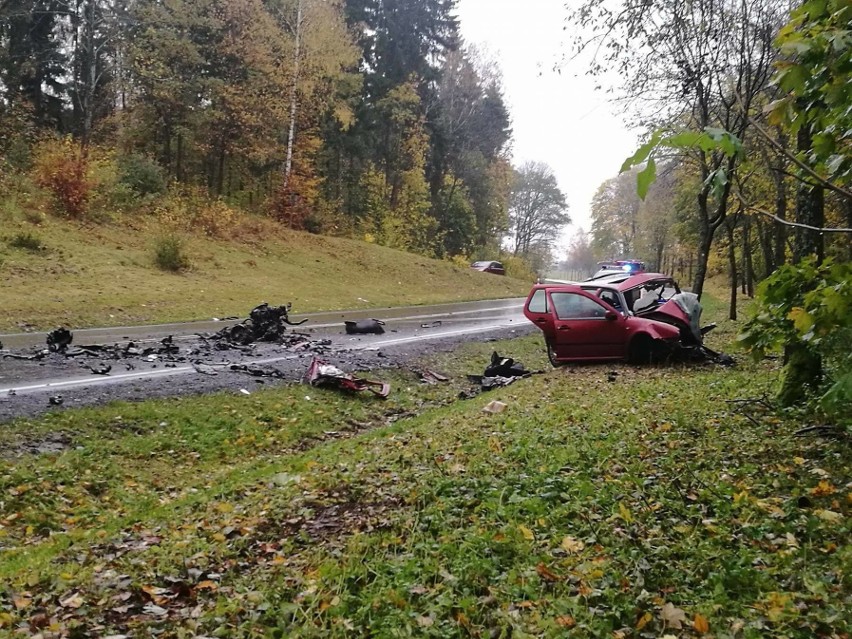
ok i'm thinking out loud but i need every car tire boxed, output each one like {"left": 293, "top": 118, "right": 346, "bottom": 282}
{"left": 628, "top": 334, "right": 654, "bottom": 364}
{"left": 546, "top": 339, "right": 565, "bottom": 367}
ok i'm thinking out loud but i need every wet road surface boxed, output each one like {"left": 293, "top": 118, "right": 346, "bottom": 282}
{"left": 0, "top": 298, "right": 533, "bottom": 420}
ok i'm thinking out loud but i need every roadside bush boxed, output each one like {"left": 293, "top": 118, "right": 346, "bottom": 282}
{"left": 118, "top": 153, "right": 166, "bottom": 196}
{"left": 152, "top": 234, "right": 190, "bottom": 272}
{"left": 499, "top": 255, "right": 537, "bottom": 282}
{"left": 31, "top": 137, "right": 90, "bottom": 218}
{"left": 8, "top": 231, "right": 45, "bottom": 251}
{"left": 154, "top": 186, "right": 240, "bottom": 240}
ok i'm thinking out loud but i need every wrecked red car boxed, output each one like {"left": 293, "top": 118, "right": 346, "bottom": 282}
{"left": 523, "top": 273, "right": 719, "bottom": 366}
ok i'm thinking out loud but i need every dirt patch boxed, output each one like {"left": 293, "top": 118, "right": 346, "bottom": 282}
{"left": 272, "top": 495, "right": 403, "bottom": 543}
{"left": 0, "top": 431, "right": 73, "bottom": 459}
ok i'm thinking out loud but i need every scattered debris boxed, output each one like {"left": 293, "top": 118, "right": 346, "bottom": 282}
{"left": 345, "top": 319, "right": 386, "bottom": 335}
{"left": 464, "top": 352, "right": 541, "bottom": 394}
{"left": 48, "top": 395, "right": 64, "bottom": 406}
{"left": 484, "top": 352, "right": 529, "bottom": 378}
{"left": 46, "top": 327, "right": 73, "bottom": 352}
{"left": 607, "top": 371, "right": 619, "bottom": 383}
{"left": 239, "top": 389, "right": 251, "bottom": 396}
{"left": 87, "top": 364, "right": 112, "bottom": 375}
{"left": 482, "top": 400, "right": 507, "bottom": 414}
{"left": 229, "top": 364, "right": 286, "bottom": 379}
{"left": 214, "top": 302, "right": 307, "bottom": 345}
{"left": 420, "top": 320, "right": 442, "bottom": 329}
{"left": 3, "top": 350, "right": 48, "bottom": 361}
{"left": 304, "top": 358, "right": 390, "bottom": 398}
{"left": 192, "top": 362, "right": 219, "bottom": 376}
{"left": 417, "top": 369, "right": 450, "bottom": 385}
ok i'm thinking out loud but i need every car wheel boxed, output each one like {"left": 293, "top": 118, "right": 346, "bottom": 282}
{"left": 628, "top": 334, "right": 654, "bottom": 364}
{"left": 546, "top": 339, "right": 565, "bottom": 367}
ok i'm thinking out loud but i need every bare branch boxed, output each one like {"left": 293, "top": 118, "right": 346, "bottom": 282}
{"left": 735, "top": 192, "right": 852, "bottom": 233}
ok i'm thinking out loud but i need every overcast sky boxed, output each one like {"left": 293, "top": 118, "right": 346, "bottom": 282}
{"left": 456, "top": 0, "right": 640, "bottom": 254}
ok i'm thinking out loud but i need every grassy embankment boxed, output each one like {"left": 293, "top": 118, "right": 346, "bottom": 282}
{"left": 0, "top": 212, "right": 529, "bottom": 331}
{"left": 0, "top": 294, "right": 848, "bottom": 637}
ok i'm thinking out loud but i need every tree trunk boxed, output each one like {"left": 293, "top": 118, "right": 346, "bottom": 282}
{"left": 744, "top": 217, "right": 754, "bottom": 297}
{"left": 754, "top": 215, "right": 774, "bottom": 279}
{"left": 282, "top": 0, "right": 303, "bottom": 191}
{"left": 692, "top": 225, "right": 713, "bottom": 299}
{"left": 725, "top": 219, "right": 737, "bottom": 321}
{"left": 793, "top": 127, "right": 825, "bottom": 263}
{"left": 176, "top": 133, "right": 183, "bottom": 183}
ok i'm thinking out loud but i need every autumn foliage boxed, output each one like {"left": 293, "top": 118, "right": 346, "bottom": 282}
{"left": 31, "top": 138, "right": 91, "bottom": 218}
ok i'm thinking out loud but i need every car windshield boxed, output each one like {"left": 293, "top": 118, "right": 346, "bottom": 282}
{"left": 625, "top": 279, "right": 679, "bottom": 313}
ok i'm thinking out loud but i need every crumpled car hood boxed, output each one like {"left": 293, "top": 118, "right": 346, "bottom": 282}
{"left": 647, "top": 292, "right": 703, "bottom": 343}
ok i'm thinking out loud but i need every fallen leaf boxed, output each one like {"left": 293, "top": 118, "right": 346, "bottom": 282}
{"left": 636, "top": 611, "right": 652, "bottom": 630}
{"left": 811, "top": 480, "right": 836, "bottom": 496}
{"left": 815, "top": 509, "right": 843, "bottom": 523}
{"left": 618, "top": 502, "right": 633, "bottom": 523}
{"left": 143, "top": 603, "right": 168, "bottom": 616}
{"left": 518, "top": 524, "right": 535, "bottom": 541}
{"left": 12, "top": 594, "right": 31, "bottom": 610}
{"left": 694, "top": 612, "right": 710, "bottom": 634}
{"left": 661, "top": 602, "right": 686, "bottom": 629}
{"left": 60, "top": 592, "right": 85, "bottom": 609}
{"left": 536, "top": 563, "right": 560, "bottom": 582}
{"left": 555, "top": 615, "right": 576, "bottom": 628}
{"left": 417, "top": 615, "right": 434, "bottom": 627}
{"left": 561, "top": 535, "right": 585, "bottom": 553}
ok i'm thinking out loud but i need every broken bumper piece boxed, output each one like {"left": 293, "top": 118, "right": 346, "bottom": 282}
{"left": 303, "top": 358, "right": 390, "bottom": 398}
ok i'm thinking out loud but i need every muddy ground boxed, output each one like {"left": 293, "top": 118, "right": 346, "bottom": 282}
{"left": 0, "top": 324, "right": 534, "bottom": 423}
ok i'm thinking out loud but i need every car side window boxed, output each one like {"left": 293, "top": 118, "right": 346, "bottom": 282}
{"left": 551, "top": 292, "right": 607, "bottom": 319}
{"left": 528, "top": 289, "right": 548, "bottom": 313}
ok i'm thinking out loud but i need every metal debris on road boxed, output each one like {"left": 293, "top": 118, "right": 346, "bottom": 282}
{"left": 213, "top": 302, "right": 307, "bottom": 345}
{"left": 344, "top": 319, "right": 386, "bottom": 335}
{"left": 46, "top": 327, "right": 73, "bottom": 352}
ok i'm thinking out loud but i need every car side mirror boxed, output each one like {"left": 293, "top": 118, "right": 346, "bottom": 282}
{"left": 605, "top": 310, "right": 618, "bottom": 321}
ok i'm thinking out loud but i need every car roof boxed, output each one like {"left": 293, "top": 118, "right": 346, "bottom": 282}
{"left": 532, "top": 273, "right": 675, "bottom": 294}
{"left": 612, "top": 272, "right": 673, "bottom": 291}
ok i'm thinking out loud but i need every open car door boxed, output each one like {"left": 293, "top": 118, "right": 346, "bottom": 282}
{"left": 544, "top": 289, "right": 627, "bottom": 361}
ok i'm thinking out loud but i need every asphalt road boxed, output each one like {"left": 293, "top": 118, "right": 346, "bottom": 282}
{"left": 0, "top": 298, "right": 533, "bottom": 421}
{"left": 0, "top": 298, "right": 525, "bottom": 349}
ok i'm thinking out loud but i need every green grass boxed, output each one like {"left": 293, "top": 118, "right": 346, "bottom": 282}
{"left": 0, "top": 214, "right": 529, "bottom": 331}
{"left": 0, "top": 297, "right": 848, "bottom": 637}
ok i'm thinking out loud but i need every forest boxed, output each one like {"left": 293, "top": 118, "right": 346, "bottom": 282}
{"left": 1, "top": 0, "right": 577, "bottom": 265}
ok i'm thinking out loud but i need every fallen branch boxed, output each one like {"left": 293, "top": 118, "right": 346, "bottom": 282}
{"left": 794, "top": 425, "right": 845, "bottom": 437}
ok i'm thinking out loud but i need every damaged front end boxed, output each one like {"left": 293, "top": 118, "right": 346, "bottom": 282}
{"left": 638, "top": 293, "right": 731, "bottom": 364}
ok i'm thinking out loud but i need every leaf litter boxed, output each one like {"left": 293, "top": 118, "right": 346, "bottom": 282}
{"left": 0, "top": 334, "right": 848, "bottom": 637}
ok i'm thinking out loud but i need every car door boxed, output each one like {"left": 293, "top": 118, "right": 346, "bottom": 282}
{"left": 545, "top": 290, "right": 627, "bottom": 360}
{"left": 524, "top": 287, "right": 555, "bottom": 337}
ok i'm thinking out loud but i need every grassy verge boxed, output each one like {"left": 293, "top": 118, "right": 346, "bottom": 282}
{"left": 0, "top": 307, "right": 849, "bottom": 638}
{"left": 0, "top": 214, "right": 528, "bottom": 331}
